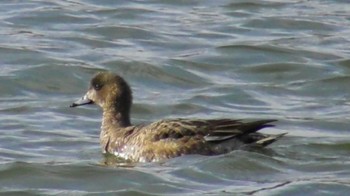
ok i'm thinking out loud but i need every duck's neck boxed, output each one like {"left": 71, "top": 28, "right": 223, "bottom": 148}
{"left": 102, "top": 108, "right": 131, "bottom": 131}
{"left": 99, "top": 108, "right": 130, "bottom": 154}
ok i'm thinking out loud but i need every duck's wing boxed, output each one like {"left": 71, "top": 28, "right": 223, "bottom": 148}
{"left": 202, "top": 119, "right": 276, "bottom": 143}
{"left": 136, "top": 119, "right": 278, "bottom": 144}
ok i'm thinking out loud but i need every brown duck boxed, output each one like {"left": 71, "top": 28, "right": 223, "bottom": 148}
{"left": 70, "top": 72, "right": 286, "bottom": 162}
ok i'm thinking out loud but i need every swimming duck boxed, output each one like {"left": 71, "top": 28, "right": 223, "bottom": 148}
{"left": 70, "top": 72, "right": 285, "bottom": 162}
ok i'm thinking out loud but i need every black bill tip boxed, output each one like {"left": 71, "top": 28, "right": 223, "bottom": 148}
{"left": 70, "top": 103, "right": 79, "bottom": 108}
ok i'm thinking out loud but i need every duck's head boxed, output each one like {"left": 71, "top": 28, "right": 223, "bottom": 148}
{"left": 70, "top": 72, "right": 132, "bottom": 116}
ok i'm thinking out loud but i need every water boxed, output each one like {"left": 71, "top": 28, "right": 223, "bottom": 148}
{"left": 0, "top": 0, "right": 350, "bottom": 195}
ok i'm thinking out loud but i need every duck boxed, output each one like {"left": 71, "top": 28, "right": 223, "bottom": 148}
{"left": 70, "top": 71, "right": 286, "bottom": 162}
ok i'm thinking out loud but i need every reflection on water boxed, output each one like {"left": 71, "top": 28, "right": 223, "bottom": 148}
{"left": 101, "top": 154, "right": 136, "bottom": 168}
{"left": 0, "top": 0, "right": 350, "bottom": 195}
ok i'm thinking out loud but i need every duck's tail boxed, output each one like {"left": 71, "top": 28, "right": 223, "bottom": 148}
{"left": 255, "top": 132, "right": 287, "bottom": 147}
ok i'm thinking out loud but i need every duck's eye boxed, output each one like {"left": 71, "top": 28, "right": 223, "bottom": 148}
{"left": 93, "top": 83, "right": 103, "bottom": 91}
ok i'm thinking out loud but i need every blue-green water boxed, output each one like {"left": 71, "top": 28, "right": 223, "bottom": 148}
{"left": 1, "top": 0, "right": 350, "bottom": 195}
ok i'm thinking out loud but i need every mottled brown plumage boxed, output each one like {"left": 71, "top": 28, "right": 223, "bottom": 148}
{"left": 70, "top": 72, "right": 285, "bottom": 162}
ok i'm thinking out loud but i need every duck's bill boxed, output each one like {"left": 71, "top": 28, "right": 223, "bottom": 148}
{"left": 70, "top": 95, "right": 93, "bottom": 107}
